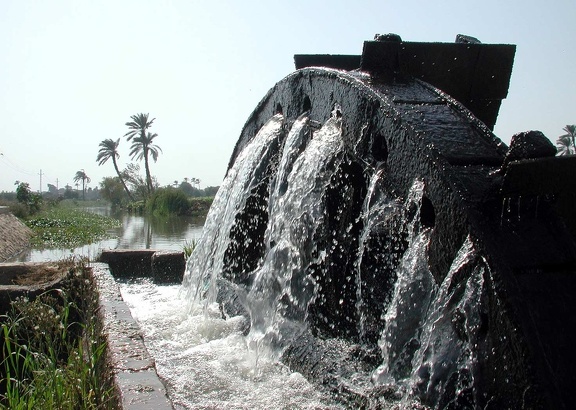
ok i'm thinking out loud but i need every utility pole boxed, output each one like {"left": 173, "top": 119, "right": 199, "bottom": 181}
{"left": 39, "top": 169, "right": 43, "bottom": 194}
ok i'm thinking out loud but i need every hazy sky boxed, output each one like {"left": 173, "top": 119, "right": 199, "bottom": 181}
{"left": 1, "top": 0, "right": 574, "bottom": 193}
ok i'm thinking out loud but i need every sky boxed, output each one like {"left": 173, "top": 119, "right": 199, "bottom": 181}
{"left": 0, "top": 0, "right": 574, "bottom": 193}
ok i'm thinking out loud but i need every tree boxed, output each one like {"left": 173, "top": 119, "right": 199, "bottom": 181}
{"left": 15, "top": 181, "right": 32, "bottom": 204}
{"left": 129, "top": 132, "right": 162, "bottom": 194}
{"left": 556, "top": 125, "right": 576, "bottom": 156}
{"left": 73, "top": 170, "right": 91, "bottom": 200}
{"left": 124, "top": 113, "right": 161, "bottom": 195}
{"left": 179, "top": 180, "right": 196, "bottom": 196}
{"left": 122, "top": 163, "right": 148, "bottom": 200}
{"left": 14, "top": 181, "right": 42, "bottom": 213}
{"left": 99, "top": 177, "right": 126, "bottom": 206}
{"left": 203, "top": 186, "right": 220, "bottom": 197}
{"left": 47, "top": 183, "right": 58, "bottom": 195}
{"left": 97, "top": 138, "right": 135, "bottom": 201}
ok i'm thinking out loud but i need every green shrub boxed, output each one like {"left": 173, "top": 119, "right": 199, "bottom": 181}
{"left": 146, "top": 188, "right": 190, "bottom": 216}
{"left": 8, "top": 202, "right": 29, "bottom": 219}
{"left": 188, "top": 197, "right": 214, "bottom": 217}
{"left": 14, "top": 182, "right": 43, "bottom": 215}
{"left": 125, "top": 200, "right": 146, "bottom": 214}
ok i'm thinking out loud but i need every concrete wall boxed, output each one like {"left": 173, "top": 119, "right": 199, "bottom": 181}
{"left": 91, "top": 263, "right": 174, "bottom": 409}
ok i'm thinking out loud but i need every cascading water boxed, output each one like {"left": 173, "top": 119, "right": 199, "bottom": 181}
{"left": 246, "top": 112, "right": 344, "bottom": 356}
{"left": 180, "top": 114, "right": 285, "bottom": 308}
{"left": 169, "top": 103, "right": 518, "bottom": 408}
{"left": 183, "top": 108, "right": 349, "bottom": 356}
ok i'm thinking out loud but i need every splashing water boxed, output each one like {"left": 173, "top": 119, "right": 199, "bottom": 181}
{"left": 247, "top": 113, "right": 344, "bottom": 356}
{"left": 120, "top": 280, "right": 344, "bottom": 409}
{"left": 125, "top": 108, "right": 513, "bottom": 408}
{"left": 180, "top": 114, "right": 286, "bottom": 309}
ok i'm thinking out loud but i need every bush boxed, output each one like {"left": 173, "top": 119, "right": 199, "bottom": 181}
{"left": 125, "top": 200, "right": 145, "bottom": 214}
{"left": 188, "top": 197, "right": 214, "bottom": 217}
{"left": 7, "top": 202, "right": 29, "bottom": 219}
{"left": 14, "top": 182, "right": 43, "bottom": 216}
{"left": 146, "top": 188, "right": 190, "bottom": 216}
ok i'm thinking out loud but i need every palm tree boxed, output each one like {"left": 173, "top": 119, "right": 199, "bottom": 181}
{"left": 125, "top": 113, "right": 155, "bottom": 142}
{"left": 129, "top": 132, "right": 162, "bottom": 193}
{"left": 97, "top": 138, "right": 135, "bottom": 201}
{"left": 73, "top": 170, "right": 91, "bottom": 200}
{"left": 557, "top": 125, "right": 576, "bottom": 156}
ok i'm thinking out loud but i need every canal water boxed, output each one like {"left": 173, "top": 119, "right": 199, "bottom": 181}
{"left": 10, "top": 207, "right": 205, "bottom": 262}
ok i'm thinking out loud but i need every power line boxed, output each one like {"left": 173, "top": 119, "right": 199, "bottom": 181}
{"left": 0, "top": 151, "right": 63, "bottom": 190}
{"left": 0, "top": 153, "right": 37, "bottom": 176}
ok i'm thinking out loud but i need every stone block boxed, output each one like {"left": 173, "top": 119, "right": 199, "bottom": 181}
{"left": 99, "top": 249, "right": 156, "bottom": 278}
{"left": 151, "top": 250, "right": 185, "bottom": 284}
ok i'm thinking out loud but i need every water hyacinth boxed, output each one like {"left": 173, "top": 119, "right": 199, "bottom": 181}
{"left": 25, "top": 208, "right": 121, "bottom": 249}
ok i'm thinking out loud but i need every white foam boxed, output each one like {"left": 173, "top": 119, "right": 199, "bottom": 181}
{"left": 120, "top": 280, "right": 343, "bottom": 409}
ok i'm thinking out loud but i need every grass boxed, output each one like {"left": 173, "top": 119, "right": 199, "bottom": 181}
{"left": 0, "top": 258, "right": 115, "bottom": 409}
{"left": 183, "top": 239, "right": 197, "bottom": 259}
{"left": 25, "top": 207, "right": 121, "bottom": 249}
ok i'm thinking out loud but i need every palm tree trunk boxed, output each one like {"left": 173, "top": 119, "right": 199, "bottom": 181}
{"left": 112, "top": 158, "right": 135, "bottom": 201}
{"left": 144, "top": 148, "right": 153, "bottom": 194}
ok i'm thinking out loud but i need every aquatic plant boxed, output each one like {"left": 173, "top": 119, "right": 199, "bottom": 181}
{"left": 183, "top": 239, "right": 197, "bottom": 259}
{"left": 25, "top": 207, "right": 121, "bottom": 249}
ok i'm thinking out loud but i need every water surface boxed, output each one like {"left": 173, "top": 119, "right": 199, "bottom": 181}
{"left": 11, "top": 207, "right": 205, "bottom": 262}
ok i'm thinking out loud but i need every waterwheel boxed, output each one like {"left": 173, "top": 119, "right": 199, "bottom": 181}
{"left": 189, "top": 36, "right": 576, "bottom": 409}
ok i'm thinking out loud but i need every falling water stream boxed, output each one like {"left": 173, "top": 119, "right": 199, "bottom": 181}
{"left": 120, "top": 111, "right": 505, "bottom": 409}
{"left": 121, "top": 114, "right": 348, "bottom": 408}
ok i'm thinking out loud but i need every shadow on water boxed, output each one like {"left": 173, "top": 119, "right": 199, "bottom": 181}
{"left": 12, "top": 206, "right": 205, "bottom": 262}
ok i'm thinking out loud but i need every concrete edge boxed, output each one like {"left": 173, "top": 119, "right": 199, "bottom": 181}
{"left": 99, "top": 249, "right": 185, "bottom": 284}
{"left": 90, "top": 262, "right": 174, "bottom": 410}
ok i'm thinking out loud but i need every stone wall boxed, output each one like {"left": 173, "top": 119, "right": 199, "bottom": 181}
{"left": 0, "top": 207, "right": 33, "bottom": 261}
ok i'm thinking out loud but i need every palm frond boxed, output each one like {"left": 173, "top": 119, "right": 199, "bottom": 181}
{"left": 96, "top": 138, "right": 120, "bottom": 165}
{"left": 563, "top": 125, "right": 576, "bottom": 136}
{"left": 124, "top": 113, "right": 155, "bottom": 141}
{"left": 556, "top": 134, "right": 574, "bottom": 156}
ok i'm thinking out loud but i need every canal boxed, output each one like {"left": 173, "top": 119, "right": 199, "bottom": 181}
{"left": 10, "top": 206, "right": 205, "bottom": 262}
